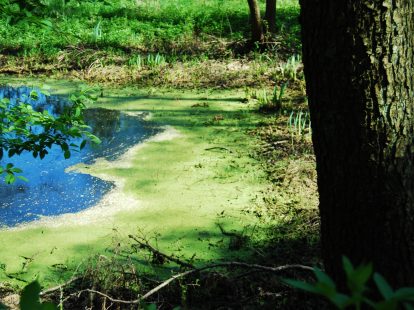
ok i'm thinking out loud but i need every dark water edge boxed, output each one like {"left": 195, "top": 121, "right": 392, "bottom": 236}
{"left": 0, "top": 86, "right": 160, "bottom": 227}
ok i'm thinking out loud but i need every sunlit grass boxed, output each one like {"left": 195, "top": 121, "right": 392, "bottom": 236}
{"left": 0, "top": 0, "right": 300, "bottom": 57}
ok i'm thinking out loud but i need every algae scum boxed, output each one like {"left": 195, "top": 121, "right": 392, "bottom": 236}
{"left": 0, "top": 86, "right": 160, "bottom": 227}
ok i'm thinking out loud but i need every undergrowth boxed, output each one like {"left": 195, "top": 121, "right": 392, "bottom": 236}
{"left": 0, "top": 0, "right": 301, "bottom": 87}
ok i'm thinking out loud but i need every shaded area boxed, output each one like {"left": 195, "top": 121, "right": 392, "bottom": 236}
{"left": 0, "top": 86, "right": 160, "bottom": 227}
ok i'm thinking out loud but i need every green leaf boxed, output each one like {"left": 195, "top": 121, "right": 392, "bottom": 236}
{"left": 352, "top": 263, "right": 373, "bottom": 287}
{"left": 143, "top": 304, "right": 157, "bottom": 310}
{"left": 314, "top": 268, "right": 336, "bottom": 288}
{"left": 5, "top": 174, "right": 16, "bottom": 184}
{"left": 330, "top": 292, "right": 350, "bottom": 309}
{"left": 20, "top": 281, "right": 42, "bottom": 310}
{"left": 20, "top": 281, "right": 57, "bottom": 310}
{"left": 374, "top": 273, "right": 394, "bottom": 299}
{"left": 64, "top": 150, "right": 71, "bottom": 159}
{"left": 39, "top": 150, "right": 48, "bottom": 159}
{"left": 17, "top": 176, "right": 29, "bottom": 182}
{"left": 75, "top": 107, "right": 81, "bottom": 117}
{"left": 40, "top": 19, "right": 53, "bottom": 28}
{"left": 342, "top": 256, "right": 354, "bottom": 277}
{"left": 375, "top": 300, "right": 399, "bottom": 310}
{"left": 90, "top": 135, "right": 101, "bottom": 144}
{"left": 11, "top": 167, "right": 23, "bottom": 173}
{"left": 314, "top": 281, "right": 337, "bottom": 297}
{"left": 80, "top": 140, "right": 87, "bottom": 150}
{"left": 394, "top": 288, "right": 414, "bottom": 300}
{"left": 29, "top": 90, "right": 39, "bottom": 100}
{"left": 0, "top": 302, "right": 8, "bottom": 310}
{"left": 61, "top": 143, "right": 69, "bottom": 152}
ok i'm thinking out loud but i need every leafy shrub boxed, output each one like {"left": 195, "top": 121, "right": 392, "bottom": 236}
{"left": 285, "top": 257, "right": 414, "bottom": 310}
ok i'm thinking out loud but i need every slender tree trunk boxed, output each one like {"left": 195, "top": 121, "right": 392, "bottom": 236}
{"left": 247, "top": 0, "right": 264, "bottom": 43}
{"left": 264, "top": 0, "right": 276, "bottom": 34}
{"left": 300, "top": 0, "right": 414, "bottom": 287}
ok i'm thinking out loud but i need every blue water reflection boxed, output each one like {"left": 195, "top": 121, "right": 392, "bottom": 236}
{"left": 0, "top": 86, "right": 159, "bottom": 227}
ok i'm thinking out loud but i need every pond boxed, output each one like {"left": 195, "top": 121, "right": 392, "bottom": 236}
{"left": 0, "top": 86, "right": 160, "bottom": 227}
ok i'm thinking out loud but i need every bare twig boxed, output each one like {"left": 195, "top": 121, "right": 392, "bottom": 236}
{"left": 40, "top": 276, "right": 82, "bottom": 296}
{"left": 205, "top": 146, "right": 233, "bottom": 152}
{"left": 77, "top": 289, "right": 140, "bottom": 305}
{"left": 217, "top": 223, "right": 242, "bottom": 237}
{"left": 140, "top": 269, "right": 195, "bottom": 301}
{"left": 128, "top": 235, "right": 195, "bottom": 269}
{"left": 40, "top": 262, "right": 84, "bottom": 297}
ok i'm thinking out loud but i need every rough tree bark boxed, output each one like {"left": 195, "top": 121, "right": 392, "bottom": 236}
{"left": 264, "top": 0, "right": 276, "bottom": 34}
{"left": 247, "top": 0, "right": 264, "bottom": 43}
{"left": 300, "top": 0, "right": 414, "bottom": 286}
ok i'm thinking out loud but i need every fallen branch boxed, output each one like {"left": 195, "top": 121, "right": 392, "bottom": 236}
{"left": 60, "top": 262, "right": 312, "bottom": 305}
{"left": 140, "top": 262, "right": 312, "bottom": 301}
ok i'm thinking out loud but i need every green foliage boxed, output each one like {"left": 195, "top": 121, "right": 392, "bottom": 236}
{"left": 20, "top": 281, "right": 57, "bottom": 310}
{"left": 284, "top": 257, "right": 414, "bottom": 309}
{"left": 256, "top": 83, "right": 288, "bottom": 112}
{"left": 279, "top": 54, "right": 303, "bottom": 81}
{"left": 146, "top": 53, "right": 166, "bottom": 67}
{"left": 0, "top": 86, "right": 100, "bottom": 183}
{"left": 128, "top": 53, "right": 166, "bottom": 68}
{"left": 287, "top": 110, "right": 311, "bottom": 136}
{"left": 0, "top": 0, "right": 52, "bottom": 26}
{"left": 0, "top": 0, "right": 300, "bottom": 58}
{"left": 271, "top": 83, "right": 287, "bottom": 108}
{"left": 91, "top": 20, "right": 103, "bottom": 43}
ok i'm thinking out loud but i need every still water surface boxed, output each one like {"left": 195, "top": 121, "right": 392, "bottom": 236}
{"left": 0, "top": 86, "right": 159, "bottom": 227}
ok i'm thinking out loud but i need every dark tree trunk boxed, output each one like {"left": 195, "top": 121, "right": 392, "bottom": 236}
{"left": 264, "top": 0, "right": 276, "bottom": 33}
{"left": 247, "top": 0, "right": 264, "bottom": 43}
{"left": 300, "top": 0, "right": 414, "bottom": 287}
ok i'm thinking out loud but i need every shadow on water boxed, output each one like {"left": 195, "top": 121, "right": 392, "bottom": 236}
{"left": 0, "top": 86, "right": 161, "bottom": 227}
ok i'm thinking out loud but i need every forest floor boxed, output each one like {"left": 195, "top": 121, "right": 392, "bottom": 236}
{"left": 0, "top": 0, "right": 325, "bottom": 308}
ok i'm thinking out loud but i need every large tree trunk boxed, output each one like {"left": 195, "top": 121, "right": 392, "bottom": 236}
{"left": 247, "top": 0, "right": 264, "bottom": 43}
{"left": 264, "top": 0, "right": 276, "bottom": 34}
{"left": 300, "top": 0, "right": 414, "bottom": 287}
